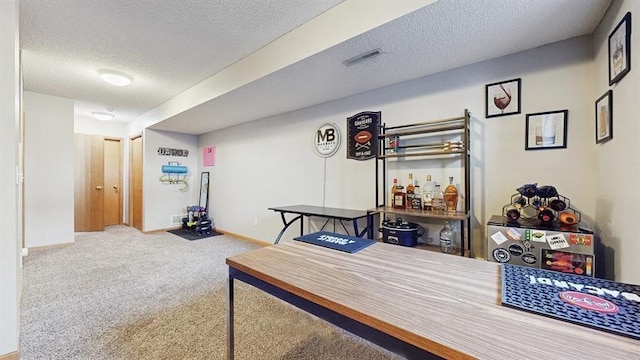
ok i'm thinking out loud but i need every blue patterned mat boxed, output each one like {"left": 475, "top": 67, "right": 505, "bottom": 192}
{"left": 294, "top": 231, "right": 376, "bottom": 253}
{"left": 501, "top": 264, "right": 640, "bottom": 340}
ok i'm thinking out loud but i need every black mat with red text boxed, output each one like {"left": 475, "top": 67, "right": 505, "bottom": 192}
{"left": 501, "top": 264, "right": 640, "bottom": 340}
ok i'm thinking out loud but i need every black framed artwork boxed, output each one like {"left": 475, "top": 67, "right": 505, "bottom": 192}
{"left": 609, "top": 12, "right": 632, "bottom": 85}
{"left": 525, "top": 110, "right": 568, "bottom": 150}
{"left": 485, "top": 78, "right": 521, "bottom": 118}
{"left": 595, "top": 90, "right": 613, "bottom": 144}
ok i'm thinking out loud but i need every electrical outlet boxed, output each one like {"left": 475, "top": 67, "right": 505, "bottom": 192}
{"left": 253, "top": 218, "right": 258, "bottom": 226}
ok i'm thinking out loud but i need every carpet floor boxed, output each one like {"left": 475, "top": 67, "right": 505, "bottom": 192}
{"left": 19, "top": 225, "right": 402, "bottom": 360}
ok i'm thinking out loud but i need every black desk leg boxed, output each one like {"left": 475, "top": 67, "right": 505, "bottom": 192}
{"left": 274, "top": 213, "right": 303, "bottom": 244}
{"left": 362, "top": 213, "right": 374, "bottom": 239}
{"left": 227, "top": 272, "right": 235, "bottom": 360}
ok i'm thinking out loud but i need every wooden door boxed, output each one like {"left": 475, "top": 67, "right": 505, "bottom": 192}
{"left": 130, "top": 135, "right": 143, "bottom": 231}
{"left": 103, "top": 138, "right": 122, "bottom": 226}
{"left": 74, "top": 134, "right": 105, "bottom": 232}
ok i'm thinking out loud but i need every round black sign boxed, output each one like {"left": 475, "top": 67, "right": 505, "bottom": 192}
{"left": 493, "top": 248, "right": 511, "bottom": 263}
{"left": 521, "top": 252, "right": 537, "bottom": 265}
{"left": 508, "top": 243, "right": 524, "bottom": 257}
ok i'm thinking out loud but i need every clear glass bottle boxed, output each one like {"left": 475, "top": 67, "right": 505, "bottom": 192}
{"left": 439, "top": 221, "right": 456, "bottom": 254}
{"left": 422, "top": 174, "right": 433, "bottom": 211}
{"left": 431, "top": 183, "right": 444, "bottom": 212}
{"left": 444, "top": 176, "right": 459, "bottom": 213}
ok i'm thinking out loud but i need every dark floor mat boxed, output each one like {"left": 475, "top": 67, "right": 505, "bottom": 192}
{"left": 167, "top": 228, "right": 223, "bottom": 241}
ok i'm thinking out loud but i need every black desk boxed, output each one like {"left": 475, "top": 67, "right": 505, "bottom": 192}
{"left": 268, "top": 205, "right": 372, "bottom": 244}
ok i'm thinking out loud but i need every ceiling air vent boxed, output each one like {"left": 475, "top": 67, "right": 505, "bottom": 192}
{"left": 343, "top": 49, "right": 382, "bottom": 66}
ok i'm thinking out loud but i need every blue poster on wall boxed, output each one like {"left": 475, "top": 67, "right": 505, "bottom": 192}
{"left": 502, "top": 264, "right": 640, "bottom": 340}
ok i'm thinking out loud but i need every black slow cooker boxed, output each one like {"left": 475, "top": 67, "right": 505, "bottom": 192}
{"left": 379, "top": 217, "right": 424, "bottom": 247}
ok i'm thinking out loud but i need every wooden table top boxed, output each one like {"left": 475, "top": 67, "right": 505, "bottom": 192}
{"left": 226, "top": 241, "right": 640, "bottom": 359}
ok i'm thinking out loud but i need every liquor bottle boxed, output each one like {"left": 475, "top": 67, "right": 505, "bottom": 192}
{"left": 390, "top": 178, "right": 398, "bottom": 207}
{"left": 393, "top": 181, "right": 406, "bottom": 209}
{"left": 431, "top": 183, "right": 443, "bottom": 212}
{"left": 412, "top": 180, "right": 422, "bottom": 210}
{"left": 439, "top": 221, "right": 456, "bottom": 254}
{"left": 444, "top": 176, "right": 459, "bottom": 213}
{"left": 422, "top": 174, "right": 433, "bottom": 211}
{"left": 406, "top": 174, "right": 415, "bottom": 195}
{"left": 406, "top": 174, "right": 415, "bottom": 208}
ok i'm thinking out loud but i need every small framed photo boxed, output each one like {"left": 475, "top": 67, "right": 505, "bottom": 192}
{"left": 525, "top": 110, "right": 568, "bottom": 150}
{"left": 609, "top": 12, "right": 631, "bottom": 85}
{"left": 595, "top": 90, "right": 613, "bottom": 144}
{"left": 485, "top": 78, "right": 521, "bottom": 118}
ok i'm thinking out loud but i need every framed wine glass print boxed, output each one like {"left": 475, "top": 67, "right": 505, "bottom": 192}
{"left": 595, "top": 90, "right": 613, "bottom": 144}
{"left": 525, "top": 110, "right": 568, "bottom": 150}
{"left": 609, "top": 12, "right": 631, "bottom": 85}
{"left": 485, "top": 78, "right": 521, "bottom": 118}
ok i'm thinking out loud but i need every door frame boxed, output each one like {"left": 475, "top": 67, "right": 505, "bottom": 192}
{"left": 129, "top": 133, "right": 143, "bottom": 231}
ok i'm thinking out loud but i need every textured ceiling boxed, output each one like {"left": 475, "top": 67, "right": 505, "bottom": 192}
{"left": 20, "top": 0, "right": 344, "bottom": 121}
{"left": 19, "top": 0, "right": 611, "bottom": 134}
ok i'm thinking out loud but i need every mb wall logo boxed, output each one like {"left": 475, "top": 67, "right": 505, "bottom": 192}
{"left": 313, "top": 123, "right": 341, "bottom": 157}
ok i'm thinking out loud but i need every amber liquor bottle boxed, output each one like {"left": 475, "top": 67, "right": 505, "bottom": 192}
{"left": 393, "top": 180, "right": 406, "bottom": 210}
{"left": 390, "top": 178, "right": 398, "bottom": 207}
{"left": 444, "top": 176, "right": 459, "bottom": 213}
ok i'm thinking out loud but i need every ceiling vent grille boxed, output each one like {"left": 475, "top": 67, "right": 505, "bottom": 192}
{"left": 343, "top": 49, "right": 382, "bottom": 66}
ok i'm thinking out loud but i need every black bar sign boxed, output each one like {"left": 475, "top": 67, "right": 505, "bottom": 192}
{"left": 346, "top": 111, "right": 380, "bottom": 161}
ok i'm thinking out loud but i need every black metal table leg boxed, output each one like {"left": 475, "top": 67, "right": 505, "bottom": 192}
{"left": 227, "top": 272, "right": 235, "bottom": 360}
{"left": 274, "top": 213, "right": 303, "bottom": 244}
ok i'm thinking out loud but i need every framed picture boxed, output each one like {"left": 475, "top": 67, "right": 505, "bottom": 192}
{"left": 485, "top": 78, "right": 521, "bottom": 118}
{"left": 525, "top": 110, "right": 568, "bottom": 150}
{"left": 595, "top": 90, "right": 613, "bottom": 144}
{"left": 609, "top": 12, "right": 631, "bottom": 85}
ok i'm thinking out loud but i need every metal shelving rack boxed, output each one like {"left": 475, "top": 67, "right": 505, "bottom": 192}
{"left": 369, "top": 109, "right": 472, "bottom": 256}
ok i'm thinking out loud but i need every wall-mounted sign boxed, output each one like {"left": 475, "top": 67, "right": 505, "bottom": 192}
{"left": 157, "top": 147, "right": 189, "bottom": 157}
{"left": 203, "top": 145, "right": 215, "bottom": 166}
{"left": 313, "top": 123, "right": 340, "bottom": 157}
{"left": 347, "top": 111, "right": 380, "bottom": 160}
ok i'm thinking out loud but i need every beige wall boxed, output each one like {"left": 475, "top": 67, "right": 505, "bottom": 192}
{"left": 23, "top": 92, "right": 75, "bottom": 247}
{"left": 0, "top": 0, "right": 20, "bottom": 356}
{"left": 592, "top": 0, "right": 640, "bottom": 283}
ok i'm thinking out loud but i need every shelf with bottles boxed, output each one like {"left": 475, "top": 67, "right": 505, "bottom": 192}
{"left": 368, "top": 206, "right": 468, "bottom": 220}
{"left": 372, "top": 213, "right": 467, "bottom": 257}
{"left": 373, "top": 110, "right": 472, "bottom": 256}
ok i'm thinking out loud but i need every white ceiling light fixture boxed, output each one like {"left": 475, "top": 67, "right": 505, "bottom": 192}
{"left": 92, "top": 111, "right": 115, "bottom": 121}
{"left": 97, "top": 69, "right": 133, "bottom": 87}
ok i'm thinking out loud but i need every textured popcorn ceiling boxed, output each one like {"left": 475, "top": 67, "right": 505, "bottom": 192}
{"left": 19, "top": 0, "right": 611, "bottom": 133}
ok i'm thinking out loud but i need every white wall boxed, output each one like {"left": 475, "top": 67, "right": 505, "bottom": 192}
{"left": 75, "top": 116, "right": 128, "bottom": 138}
{"left": 24, "top": 92, "right": 75, "bottom": 247}
{"left": 0, "top": 0, "right": 20, "bottom": 356}
{"left": 199, "top": 35, "right": 597, "bottom": 260}
{"left": 592, "top": 0, "right": 640, "bottom": 283}
{"left": 143, "top": 129, "right": 198, "bottom": 231}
